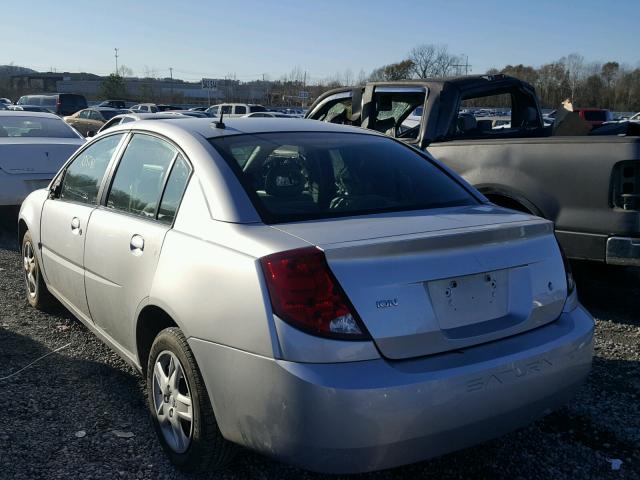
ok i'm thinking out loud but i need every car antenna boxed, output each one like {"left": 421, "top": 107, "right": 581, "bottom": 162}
{"left": 215, "top": 110, "right": 225, "bottom": 129}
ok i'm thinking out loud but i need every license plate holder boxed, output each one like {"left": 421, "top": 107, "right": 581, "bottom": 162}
{"left": 427, "top": 270, "right": 509, "bottom": 330}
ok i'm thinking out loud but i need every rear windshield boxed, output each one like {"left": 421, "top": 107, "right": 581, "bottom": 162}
{"left": 0, "top": 116, "right": 80, "bottom": 138}
{"left": 18, "top": 95, "right": 56, "bottom": 106}
{"left": 583, "top": 110, "right": 607, "bottom": 121}
{"left": 210, "top": 132, "right": 476, "bottom": 223}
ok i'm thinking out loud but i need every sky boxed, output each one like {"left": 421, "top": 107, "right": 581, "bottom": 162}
{"left": 1, "top": 0, "right": 638, "bottom": 83}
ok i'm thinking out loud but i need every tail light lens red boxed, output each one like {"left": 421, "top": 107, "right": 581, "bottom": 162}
{"left": 260, "top": 247, "right": 369, "bottom": 340}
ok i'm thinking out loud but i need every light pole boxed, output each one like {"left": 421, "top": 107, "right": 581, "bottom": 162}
{"left": 114, "top": 48, "right": 119, "bottom": 75}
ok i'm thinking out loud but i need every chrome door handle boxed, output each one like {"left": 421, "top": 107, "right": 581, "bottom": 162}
{"left": 70, "top": 217, "right": 82, "bottom": 235}
{"left": 130, "top": 234, "right": 145, "bottom": 253}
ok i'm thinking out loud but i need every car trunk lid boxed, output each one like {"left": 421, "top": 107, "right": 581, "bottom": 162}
{"left": 271, "top": 205, "right": 567, "bottom": 359}
{"left": 0, "top": 138, "right": 82, "bottom": 175}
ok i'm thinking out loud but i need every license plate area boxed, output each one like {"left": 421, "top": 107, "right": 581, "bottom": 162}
{"left": 427, "top": 270, "right": 509, "bottom": 330}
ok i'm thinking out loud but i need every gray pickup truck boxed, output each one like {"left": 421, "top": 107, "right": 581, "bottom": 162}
{"left": 306, "top": 75, "right": 640, "bottom": 266}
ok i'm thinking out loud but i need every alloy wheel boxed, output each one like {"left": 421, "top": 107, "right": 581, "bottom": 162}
{"left": 152, "top": 350, "right": 193, "bottom": 453}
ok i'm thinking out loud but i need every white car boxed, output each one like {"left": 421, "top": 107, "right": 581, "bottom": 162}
{"left": 205, "top": 103, "right": 267, "bottom": 118}
{"left": 130, "top": 103, "right": 159, "bottom": 113}
{"left": 0, "top": 111, "right": 84, "bottom": 207}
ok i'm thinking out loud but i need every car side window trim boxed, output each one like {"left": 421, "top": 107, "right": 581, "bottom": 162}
{"left": 155, "top": 154, "right": 193, "bottom": 227}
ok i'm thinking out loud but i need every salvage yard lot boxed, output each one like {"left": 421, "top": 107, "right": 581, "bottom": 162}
{"left": 0, "top": 228, "right": 639, "bottom": 480}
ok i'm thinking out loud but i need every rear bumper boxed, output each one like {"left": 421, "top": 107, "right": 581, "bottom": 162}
{"left": 189, "top": 304, "right": 594, "bottom": 474}
{"left": 606, "top": 236, "right": 640, "bottom": 266}
{"left": 0, "top": 171, "right": 51, "bottom": 206}
{"left": 557, "top": 230, "right": 640, "bottom": 265}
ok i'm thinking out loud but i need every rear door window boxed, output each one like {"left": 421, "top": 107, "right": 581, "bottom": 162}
{"left": 157, "top": 155, "right": 191, "bottom": 224}
{"left": 60, "top": 134, "right": 124, "bottom": 205}
{"left": 234, "top": 106, "right": 247, "bottom": 115}
{"left": 106, "top": 134, "right": 177, "bottom": 218}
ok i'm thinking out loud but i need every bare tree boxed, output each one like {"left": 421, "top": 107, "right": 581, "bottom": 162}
{"left": 408, "top": 44, "right": 437, "bottom": 78}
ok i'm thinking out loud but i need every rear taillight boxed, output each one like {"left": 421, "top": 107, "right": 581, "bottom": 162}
{"left": 260, "top": 247, "right": 369, "bottom": 340}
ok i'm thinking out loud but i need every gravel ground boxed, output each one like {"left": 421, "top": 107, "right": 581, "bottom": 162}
{"left": 0, "top": 222, "right": 638, "bottom": 480}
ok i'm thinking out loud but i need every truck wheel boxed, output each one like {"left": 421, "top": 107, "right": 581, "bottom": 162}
{"left": 22, "top": 230, "right": 55, "bottom": 310}
{"left": 147, "top": 327, "right": 237, "bottom": 473}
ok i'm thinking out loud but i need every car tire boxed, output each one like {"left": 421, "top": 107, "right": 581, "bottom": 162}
{"left": 21, "top": 230, "right": 55, "bottom": 310}
{"left": 147, "top": 327, "right": 237, "bottom": 473}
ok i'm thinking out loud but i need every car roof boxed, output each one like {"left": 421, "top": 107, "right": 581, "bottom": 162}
{"left": 0, "top": 110, "right": 63, "bottom": 119}
{"left": 106, "top": 117, "right": 380, "bottom": 140}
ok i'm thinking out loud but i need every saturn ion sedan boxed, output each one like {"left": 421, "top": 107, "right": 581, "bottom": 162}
{"left": 18, "top": 118, "right": 594, "bottom": 474}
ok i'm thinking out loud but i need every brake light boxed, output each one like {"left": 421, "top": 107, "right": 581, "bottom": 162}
{"left": 260, "top": 247, "right": 369, "bottom": 340}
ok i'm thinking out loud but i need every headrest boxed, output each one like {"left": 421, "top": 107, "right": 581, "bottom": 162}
{"left": 458, "top": 114, "right": 477, "bottom": 132}
{"left": 265, "top": 163, "right": 306, "bottom": 197}
{"left": 523, "top": 107, "right": 538, "bottom": 123}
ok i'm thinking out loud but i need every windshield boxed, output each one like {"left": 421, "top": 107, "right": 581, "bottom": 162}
{"left": 210, "top": 132, "right": 476, "bottom": 223}
{"left": 0, "top": 116, "right": 80, "bottom": 138}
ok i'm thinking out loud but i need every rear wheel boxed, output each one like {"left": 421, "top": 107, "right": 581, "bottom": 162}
{"left": 147, "top": 327, "right": 237, "bottom": 473}
{"left": 22, "top": 230, "right": 55, "bottom": 310}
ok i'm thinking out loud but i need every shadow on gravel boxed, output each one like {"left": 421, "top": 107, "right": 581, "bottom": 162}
{"left": 572, "top": 260, "right": 640, "bottom": 327}
{"left": 0, "top": 206, "right": 19, "bottom": 251}
{"left": 0, "top": 326, "right": 150, "bottom": 480}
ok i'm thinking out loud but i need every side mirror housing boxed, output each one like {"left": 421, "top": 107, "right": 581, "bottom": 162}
{"left": 86, "top": 130, "right": 96, "bottom": 138}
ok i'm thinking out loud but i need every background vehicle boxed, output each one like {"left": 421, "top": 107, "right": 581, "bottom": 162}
{"left": 572, "top": 108, "right": 613, "bottom": 128}
{"left": 0, "top": 98, "right": 12, "bottom": 106}
{"left": 16, "top": 93, "right": 87, "bottom": 116}
{"left": 96, "top": 112, "right": 194, "bottom": 133}
{"left": 205, "top": 103, "right": 267, "bottom": 117}
{"left": 0, "top": 111, "right": 84, "bottom": 208}
{"left": 156, "top": 104, "right": 183, "bottom": 111}
{"left": 629, "top": 112, "right": 640, "bottom": 122}
{"left": 18, "top": 117, "right": 593, "bottom": 475}
{"left": 97, "top": 100, "right": 127, "bottom": 109}
{"left": 307, "top": 75, "right": 640, "bottom": 266}
{"left": 63, "top": 107, "right": 128, "bottom": 137}
{"left": 130, "top": 103, "right": 159, "bottom": 113}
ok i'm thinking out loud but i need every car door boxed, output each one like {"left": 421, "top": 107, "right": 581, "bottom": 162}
{"left": 40, "top": 133, "right": 127, "bottom": 321}
{"left": 84, "top": 133, "right": 192, "bottom": 353}
{"left": 71, "top": 110, "right": 92, "bottom": 136}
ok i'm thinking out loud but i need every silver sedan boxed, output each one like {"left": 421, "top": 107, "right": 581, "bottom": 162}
{"left": 18, "top": 118, "right": 594, "bottom": 474}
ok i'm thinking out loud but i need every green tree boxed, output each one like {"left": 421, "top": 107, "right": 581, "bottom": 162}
{"left": 99, "top": 74, "right": 127, "bottom": 99}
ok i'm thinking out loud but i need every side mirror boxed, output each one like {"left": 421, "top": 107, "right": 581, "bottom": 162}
{"left": 86, "top": 130, "right": 96, "bottom": 138}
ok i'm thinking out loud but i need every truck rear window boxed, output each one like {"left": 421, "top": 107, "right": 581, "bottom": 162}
{"left": 583, "top": 110, "right": 607, "bottom": 121}
{"left": 210, "top": 132, "right": 476, "bottom": 223}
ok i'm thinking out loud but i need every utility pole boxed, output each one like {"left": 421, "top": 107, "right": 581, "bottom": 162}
{"left": 169, "top": 67, "right": 173, "bottom": 96}
{"left": 114, "top": 48, "right": 119, "bottom": 75}
{"left": 302, "top": 70, "right": 307, "bottom": 108}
